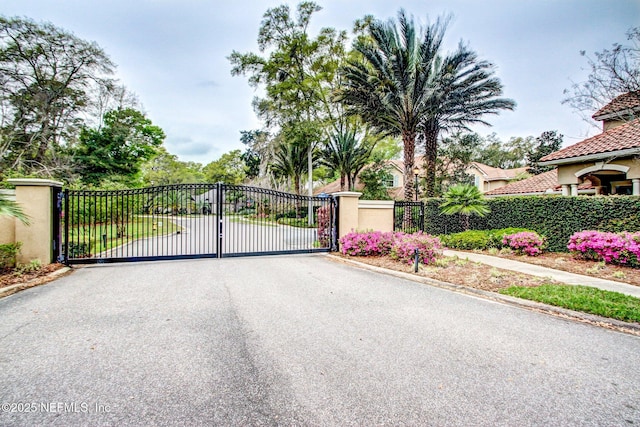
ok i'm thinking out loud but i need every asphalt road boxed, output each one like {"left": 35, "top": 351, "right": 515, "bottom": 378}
{"left": 1, "top": 255, "right": 639, "bottom": 426}
{"left": 100, "top": 215, "right": 319, "bottom": 259}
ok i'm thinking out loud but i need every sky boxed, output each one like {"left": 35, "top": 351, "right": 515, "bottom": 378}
{"left": 2, "top": 0, "right": 639, "bottom": 165}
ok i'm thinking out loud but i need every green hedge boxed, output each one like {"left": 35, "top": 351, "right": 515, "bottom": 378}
{"left": 424, "top": 195, "right": 640, "bottom": 252}
{"left": 440, "top": 228, "right": 532, "bottom": 250}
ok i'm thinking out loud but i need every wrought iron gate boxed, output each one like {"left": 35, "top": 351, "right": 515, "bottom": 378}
{"left": 59, "top": 183, "right": 337, "bottom": 264}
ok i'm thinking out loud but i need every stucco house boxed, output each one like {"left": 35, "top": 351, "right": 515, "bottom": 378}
{"left": 537, "top": 91, "right": 640, "bottom": 196}
{"left": 315, "top": 156, "right": 525, "bottom": 199}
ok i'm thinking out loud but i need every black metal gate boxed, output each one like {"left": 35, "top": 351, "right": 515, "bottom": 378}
{"left": 59, "top": 183, "right": 337, "bottom": 264}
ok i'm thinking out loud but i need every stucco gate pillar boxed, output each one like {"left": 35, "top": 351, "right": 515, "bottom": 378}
{"left": 8, "top": 178, "right": 63, "bottom": 265}
{"left": 333, "top": 192, "right": 362, "bottom": 240}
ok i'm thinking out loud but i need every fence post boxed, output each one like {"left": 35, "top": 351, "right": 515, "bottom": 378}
{"left": 332, "top": 192, "right": 361, "bottom": 240}
{"left": 7, "top": 178, "right": 63, "bottom": 265}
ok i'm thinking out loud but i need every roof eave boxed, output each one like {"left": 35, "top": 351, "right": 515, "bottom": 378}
{"left": 538, "top": 147, "right": 640, "bottom": 166}
{"left": 592, "top": 107, "right": 640, "bottom": 122}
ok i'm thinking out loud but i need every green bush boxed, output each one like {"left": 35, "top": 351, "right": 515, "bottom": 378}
{"left": 440, "top": 228, "right": 533, "bottom": 250}
{"left": 0, "top": 242, "right": 22, "bottom": 270}
{"left": 424, "top": 196, "right": 640, "bottom": 252}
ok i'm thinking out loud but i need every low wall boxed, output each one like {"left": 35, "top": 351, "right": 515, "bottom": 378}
{"left": 358, "top": 200, "right": 394, "bottom": 232}
{"left": 333, "top": 192, "right": 394, "bottom": 240}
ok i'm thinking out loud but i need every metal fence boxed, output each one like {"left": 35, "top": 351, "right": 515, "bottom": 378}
{"left": 393, "top": 201, "right": 424, "bottom": 233}
{"left": 60, "top": 183, "right": 336, "bottom": 264}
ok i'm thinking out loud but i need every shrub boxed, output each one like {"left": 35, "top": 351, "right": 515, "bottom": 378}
{"left": 502, "top": 231, "right": 546, "bottom": 256}
{"left": 390, "top": 232, "right": 443, "bottom": 265}
{"left": 440, "top": 228, "right": 533, "bottom": 250}
{"left": 0, "top": 242, "right": 22, "bottom": 270}
{"left": 440, "top": 230, "right": 493, "bottom": 250}
{"left": 339, "top": 230, "right": 442, "bottom": 265}
{"left": 568, "top": 230, "right": 640, "bottom": 268}
{"left": 316, "top": 205, "right": 331, "bottom": 247}
{"left": 339, "top": 231, "right": 400, "bottom": 257}
{"left": 423, "top": 195, "right": 640, "bottom": 252}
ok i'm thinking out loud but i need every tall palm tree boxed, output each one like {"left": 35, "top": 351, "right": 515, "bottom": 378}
{"left": 270, "top": 140, "right": 316, "bottom": 195}
{"left": 339, "top": 10, "right": 515, "bottom": 199}
{"left": 419, "top": 41, "right": 516, "bottom": 196}
{"left": 319, "top": 125, "right": 373, "bottom": 191}
{"left": 439, "top": 184, "right": 490, "bottom": 230}
{"left": 337, "top": 11, "right": 443, "bottom": 200}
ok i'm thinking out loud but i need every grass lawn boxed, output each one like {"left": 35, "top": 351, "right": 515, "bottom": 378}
{"left": 500, "top": 284, "right": 640, "bottom": 323}
{"left": 69, "top": 216, "right": 181, "bottom": 255}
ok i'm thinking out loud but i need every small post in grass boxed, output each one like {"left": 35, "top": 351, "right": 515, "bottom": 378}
{"left": 414, "top": 248, "right": 419, "bottom": 273}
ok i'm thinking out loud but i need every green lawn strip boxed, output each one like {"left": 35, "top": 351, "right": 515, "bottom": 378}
{"left": 70, "top": 216, "right": 181, "bottom": 253}
{"left": 499, "top": 284, "right": 640, "bottom": 323}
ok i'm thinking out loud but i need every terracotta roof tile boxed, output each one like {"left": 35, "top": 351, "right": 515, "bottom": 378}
{"left": 592, "top": 91, "right": 640, "bottom": 120}
{"left": 484, "top": 170, "right": 559, "bottom": 196}
{"left": 539, "top": 119, "right": 640, "bottom": 163}
{"left": 471, "top": 162, "right": 527, "bottom": 180}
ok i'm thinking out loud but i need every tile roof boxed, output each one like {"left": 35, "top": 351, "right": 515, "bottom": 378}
{"left": 471, "top": 162, "right": 527, "bottom": 180}
{"left": 539, "top": 118, "right": 640, "bottom": 163}
{"left": 485, "top": 169, "right": 595, "bottom": 196}
{"left": 592, "top": 91, "right": 640, "bottom": 120}
{"left": 484, "top": 170, "right": 558, "bottom": 196}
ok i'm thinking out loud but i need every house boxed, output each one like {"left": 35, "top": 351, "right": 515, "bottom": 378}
{"left": 537, "top": 91, "right": 640, "bottom": 196}
{"left": 314, "top": 156, "right": 525, "bottom": 199}
{"left": 484, "top": 169, "right": 597, "bottom": 197}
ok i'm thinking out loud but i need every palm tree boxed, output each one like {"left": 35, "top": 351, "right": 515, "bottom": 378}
{"left": 439, "top": 184, "right": 490, "bottom": 230}
{"left": 319, "top": 125, "right": 374, "bottom": 191}
{"left": 337, "top": 10, "right": 441, "bottom": 200}
{"left": 339, "top": 11, "right": 516, "bottom": 199}
{"left": 419, "top": 41, "right": 516, "bottom": 196}
{"left": 0, "top": 192, "right": 30, "bottom": 224}
{"left": 270, "top": 140, "right": 315, "bottom": 195}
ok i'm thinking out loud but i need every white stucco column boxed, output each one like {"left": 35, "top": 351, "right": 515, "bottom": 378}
{"left": 570, "top": 184, "right": 578, "bottom": 196}
{"left": 561, "top": 185, "right": 570, "bottom": 196}
{"left": 633, "top": 179, "right": 640, "bottom": 196}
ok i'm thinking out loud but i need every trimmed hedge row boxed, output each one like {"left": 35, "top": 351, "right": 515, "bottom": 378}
{"left": 423, "top": 195, "right": 640, "bottom": 252}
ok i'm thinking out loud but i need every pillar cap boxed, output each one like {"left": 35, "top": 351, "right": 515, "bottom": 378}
{"left": 332, "top": 191, "right": 362, "bottom": 198}
{"left": 7, "top": 178, "right": 63, "bottom": 188}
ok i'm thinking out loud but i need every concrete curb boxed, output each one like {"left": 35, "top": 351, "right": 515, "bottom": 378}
{"left": 0, "top": 266, "right": 72, "bottom": 299}
{"left": 326, "top": 254, "right": 640, "bottom": 337}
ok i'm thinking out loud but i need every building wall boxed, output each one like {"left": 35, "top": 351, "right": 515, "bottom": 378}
{"left": 557, "top": 158, "right": 640, "bottom": 185}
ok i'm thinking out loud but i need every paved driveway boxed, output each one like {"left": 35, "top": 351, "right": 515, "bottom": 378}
{"left": 1, "top": 255, "right": 639, "bottom": 426}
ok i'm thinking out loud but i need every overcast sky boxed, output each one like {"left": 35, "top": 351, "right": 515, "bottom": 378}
{"left": 3, "top": 0, "right": 639, "bottom": 164}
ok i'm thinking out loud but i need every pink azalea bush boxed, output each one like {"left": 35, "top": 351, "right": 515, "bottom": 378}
{"left": 390, "top": 231, "right": 443, "bottom": 265}
{"left": 567, "top": 230, "right": 640, "bottom": 268}
{"left": 502, "top": 231, "right": 546, "bottom": 256}
{"left": 339, "top": 231, "right": 401, "bottom": 256}
{"left": 339, "top": 230, "right": 442, "bottom": 265}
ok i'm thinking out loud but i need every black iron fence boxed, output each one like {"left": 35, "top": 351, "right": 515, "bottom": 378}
{"left": 393, "top": 201, "right": 424, "bottom": 233}
{"left": 60, "top": 183, "right": 336, "bottom": 264}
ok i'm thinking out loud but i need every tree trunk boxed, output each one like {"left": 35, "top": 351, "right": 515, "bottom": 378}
{"left": 340, "top": 174, "right": 346, "bottom": 192}
{"left": 423, "top": 120, "right": 439, "bottom": 198}
{"left": 402, "top": 129, "right": 416, "bottom": 201}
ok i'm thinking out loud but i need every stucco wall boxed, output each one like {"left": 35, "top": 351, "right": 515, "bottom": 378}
{"left": 557, "top": 158, "right": 640, "bottom": 185}
{"left": 358, "top": 201, "right": 394, "bottom": 232}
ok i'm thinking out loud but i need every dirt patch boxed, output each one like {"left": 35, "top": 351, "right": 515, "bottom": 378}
{"left": 334, "top": 254, "right": 564, "bottom": 292}
{"left": 0, "top": 263, "right": 69, "bottom": 296}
